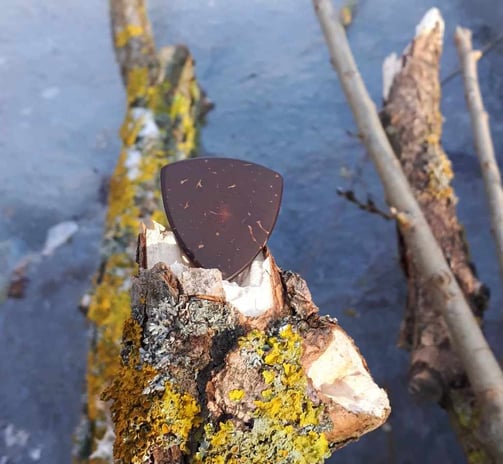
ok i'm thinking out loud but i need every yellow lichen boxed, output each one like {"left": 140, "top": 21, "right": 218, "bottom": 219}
{"left": 152, "top": 382, "right": 202, "bottom": 447}
{"left": 105, "top": 150, "right": 139, "bottom": 233}
{"left": 169, "top": 92, "right": 197, "bottom": 154}
{"left": 467, "top": 450, "right": 488, "bottom": 464}
{"left": 196, "top": 326, "right": 330, "bottom": 463}
{"left": 229, "top": 389, "right": 245, "bottom": 401}
{"left": 119, "top": 112, "right": 144, "bottom": 147}
{"left": 103, "top": 319, "right": 201, "bottom": 462}
{"left": 87, "top": 253, "right": 133, "bottom": 422}
{"left": 115, "top": 24, "right": 145, "bottom": 48}
{"left": 125, "top": 67, "right": 151, "bottom": 104}
{"left": 262, "top": 370, "right": 275, "bottom": 384}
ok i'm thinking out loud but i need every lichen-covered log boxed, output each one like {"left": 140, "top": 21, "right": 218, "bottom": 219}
{"left": 74, "top": 1, "right": 210, "bottom": 462}
{"left": 103, "top": 221, "right": 390, "bottom": 463}
{"left": 381, "top": 9, "right": 491, "bottom": 462}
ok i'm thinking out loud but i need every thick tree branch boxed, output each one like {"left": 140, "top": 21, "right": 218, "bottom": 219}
{"left": 74, "top": 2, "right": 209, "bottom": 462}
{"left": 455, "top": 27, "right": 503, "bottom": 285}
{"left": 382, "top": 11, "right": 491, "bottom": 461}
{"left": 103, "top": 221, "right": 390, "bottom": 463}
{"left": 312, "top": 1, "right": 503, "bottom": 460}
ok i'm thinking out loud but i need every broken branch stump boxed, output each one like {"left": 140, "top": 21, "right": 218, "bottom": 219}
{"left": 103, "top": 221, "right": 390, "bottom": 463}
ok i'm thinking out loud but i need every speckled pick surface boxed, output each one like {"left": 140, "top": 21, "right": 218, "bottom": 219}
{"left": 160, "top": 157, "right": 283, "bottom": 280}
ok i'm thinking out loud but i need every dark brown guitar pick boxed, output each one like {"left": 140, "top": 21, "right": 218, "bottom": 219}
{"left": 160, "top": 157, "right": 283, "bottom": 280}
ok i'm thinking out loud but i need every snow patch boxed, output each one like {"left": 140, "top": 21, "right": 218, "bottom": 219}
{"left": 89, "top": 422, "right": 115, "bottom": 460}
{"left": 29, "top": 447, "right": 42, "bottom": 461}
{"left": 4, "top": 424, "right": 29, "bottom": 448}
{"left": 416, "top": 8, "right": 444, "bottom": 38}
{"left": 130, "top": 107, "right": 160, "bottom": 140}
{"left": 125, "top": 149, "right": 142, "bottom": 180}
{"left": 42, "top": 221, "right": 78, "bottom": 256}
{"left": 382, "top": 52, "right": 402, "bottom": 102}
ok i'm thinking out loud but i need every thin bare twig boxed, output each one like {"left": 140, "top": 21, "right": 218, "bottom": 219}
{"left": 455, "top": 27, "right": 503, "bottom": 286}
{"left": 312, "top": 1, "right": 503, "bottom": 460}
{"left": 336, "top": 189, "right": 393, "bottom": 220}
{"left": 442, "top": 33, "right": 503, "bottom": 86}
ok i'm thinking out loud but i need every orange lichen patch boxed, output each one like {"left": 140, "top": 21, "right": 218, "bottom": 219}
{"left": 424, "top": 131, "right": 440, "bottom": 146}
{"left": 103, "top": 319, "right": 201, "bottom": 463}
{"left": 101, "top": 319, "right": 157, "bottom": 463}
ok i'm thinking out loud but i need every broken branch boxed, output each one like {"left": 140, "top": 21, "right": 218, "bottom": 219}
{"left": 103, "top": 221, "right": 390, "bottom": 463}
{"left": 382, "top": 10, "right": 491, "bottom": 461}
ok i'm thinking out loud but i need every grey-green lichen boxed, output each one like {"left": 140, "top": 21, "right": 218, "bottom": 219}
{"left": 132, "top": 264, "right": 242, "bottom": 395}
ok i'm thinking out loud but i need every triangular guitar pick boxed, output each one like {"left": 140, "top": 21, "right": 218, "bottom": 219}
{"left": 160, "top": 157, "right": 283, "bottom": 280}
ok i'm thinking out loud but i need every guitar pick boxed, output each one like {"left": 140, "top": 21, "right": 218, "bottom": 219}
{"left": 160, "top": 157, "right": 283, "bottom": 280}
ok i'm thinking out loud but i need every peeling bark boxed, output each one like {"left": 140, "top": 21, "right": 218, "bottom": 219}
{"left": 381, "top": 10, "right": 491, "bottom": 463}
{"left": 102, "top": 221, "right": 390, "bottom": 463}
{"left": 74, "top": 2, "right": 209, "bottom": 462}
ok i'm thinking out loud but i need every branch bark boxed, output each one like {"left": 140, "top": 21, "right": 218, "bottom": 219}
{"left": 110, "top": 0, "right": 159, "bottom": 86}
{"left": 381, "top": 11, "right": 491, "bottom": 462}
{"left": 455, "top": 27, "right": 503, "bottom": 285}
{"left": 312, "top": 1, "right": 503, "bottom": 461}
{"left": 103, "top": 221, "right": 389, "bottom": 463}
{"left": 74, "top": 1, "right": 210, "bottom": 462}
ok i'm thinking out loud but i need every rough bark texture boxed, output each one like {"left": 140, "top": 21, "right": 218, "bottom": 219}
{"left": 101, "top": 225, "right": 389, "bottom": 463}
{"left": 381, "top": 13, "right": 491, "bottom": 463}
{"left": 73, "top": 2, "right": 210, "bottom": 462}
